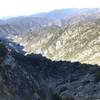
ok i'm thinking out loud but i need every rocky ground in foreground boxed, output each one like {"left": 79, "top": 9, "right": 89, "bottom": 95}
{"left": 0, "top": 43, "right": 100, "bottom": 100}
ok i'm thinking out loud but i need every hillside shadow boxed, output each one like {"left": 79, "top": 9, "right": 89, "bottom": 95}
{"left": 0, "top": 37, "right": 26, "bottom": 54}
{"left": 1, "top": 38, "right": 100, "bottom": 81}
{"left": 11, "top": 48, "right": 100, "bottom": 82}
{"left": 1, "top": 39, "right": 100, "bottom": 100}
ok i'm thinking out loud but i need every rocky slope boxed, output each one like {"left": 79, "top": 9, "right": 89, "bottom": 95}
{"left": 1, "top": 8, "right": 100, "bottom": 100}
{"left": 0, "top": 9, "right": 100, "bottom": 65}
{"left": 10, "top": 8, "right": 100, "bottom": 65}
{"left": 0, "top": 41, "right": 100, "bottom": 100}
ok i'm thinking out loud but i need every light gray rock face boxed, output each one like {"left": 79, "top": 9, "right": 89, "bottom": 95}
{"left": 10, "top": 9, "right": 100, "bottom": 65}
{"left": 0, "top": 9, "right": 100, "bottom": 65}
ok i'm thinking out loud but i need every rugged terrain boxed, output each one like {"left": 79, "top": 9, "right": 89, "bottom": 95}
{"left": 0, "top": 9, "right": 100, "bottom": 65}
{"left": 0, "top": 42, "right": 100, "bottom": 100}
{"left": 0, "top": 8, "right": 100, "bottom": 100}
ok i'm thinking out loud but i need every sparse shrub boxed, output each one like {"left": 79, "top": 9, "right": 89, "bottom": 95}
{"left": 52, "top": 93, "right": 75, "bottom": 100}
{"left": 59, "top": 87, "right": 67, "bottom": 93}
{"left": 0, "top": 43, "right": 7, "bottom": 63}
{"left": 0, "top": 43, "right": 7, "bottom": 57}
{"left": 64, "top": 96, "right": 75, "bottom": 100}
{"left": 94, "top": 72, "right": 100, "bottom": 82}
{"left": 52, "top": 93, "right": 62, "bottom": 100}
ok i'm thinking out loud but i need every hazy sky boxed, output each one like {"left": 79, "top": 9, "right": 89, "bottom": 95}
{"left": 0, "top": 0, "right": 100, "bottom": 18}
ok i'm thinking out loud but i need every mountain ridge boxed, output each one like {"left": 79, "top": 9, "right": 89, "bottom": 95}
{"left": 0, "top": 8, "right": 100, "bottom": 65}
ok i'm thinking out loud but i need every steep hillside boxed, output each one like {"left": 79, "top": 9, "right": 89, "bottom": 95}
{"left": 1, "top": 7, "right": 100, "bottom": 100}
{"left": 0, "top": 8, "right": 100, "bottom": 65}
{"left": 12, "top": 8, "right": 100, "bottom": 65}
{"left": 0, "top": 42, "right": 100, "bottom": 100}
